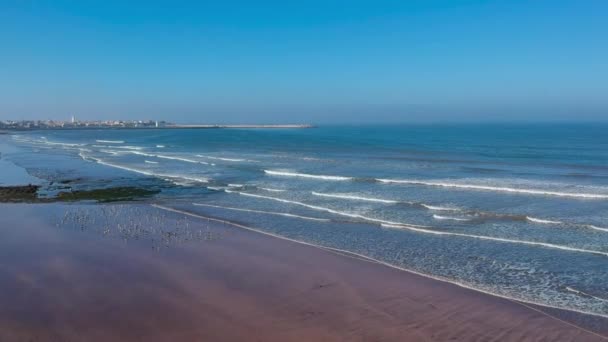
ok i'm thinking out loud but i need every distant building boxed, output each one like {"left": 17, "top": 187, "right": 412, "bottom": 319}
{"left": 71, "top": 115, "right": 75, "bottom": 123}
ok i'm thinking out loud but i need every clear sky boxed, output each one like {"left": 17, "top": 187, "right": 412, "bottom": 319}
{"left": 1, "top": 1, "right": 607, "bottom": 123}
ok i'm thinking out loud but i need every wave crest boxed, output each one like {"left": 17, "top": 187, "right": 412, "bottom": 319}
{"left": 377, "top": 179, "right": 608, "bottom": 199}
{"left": 264, "top": 170, "right": 352, "bottom": 181}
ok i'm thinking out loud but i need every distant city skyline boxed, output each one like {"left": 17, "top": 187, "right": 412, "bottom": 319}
{"left": 1, "top": 1, "right": 607, "bottom": 123}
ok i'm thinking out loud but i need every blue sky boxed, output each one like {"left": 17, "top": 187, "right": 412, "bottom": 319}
{"left": 1, "top": 1, "right": 606, "bottom": 123}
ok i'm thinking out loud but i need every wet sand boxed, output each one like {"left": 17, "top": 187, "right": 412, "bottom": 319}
{"left": 0, "top": 203, "right": 606, "bottom": 341}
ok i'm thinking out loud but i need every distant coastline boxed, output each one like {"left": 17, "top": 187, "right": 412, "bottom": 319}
{"left": 0, "top": 120, "right": 314, "bottom": 131}
{"left": 169, "top": 124, "right": 314, "bottom": 129}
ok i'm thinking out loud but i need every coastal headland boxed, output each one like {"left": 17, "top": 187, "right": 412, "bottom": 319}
{"left": 0, "top": 120, "right": 314, "bottom": 131}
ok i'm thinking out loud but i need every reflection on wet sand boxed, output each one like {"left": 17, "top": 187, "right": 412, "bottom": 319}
{"left": 0, "top": 203, "right": 606, "bottom": 341}
{"left": 56, "top": 204, "right": 220, "bottom": 250}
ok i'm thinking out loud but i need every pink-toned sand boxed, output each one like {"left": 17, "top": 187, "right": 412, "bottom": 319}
{"left": 0, "top": 203, "right": 605, "bottom": 341}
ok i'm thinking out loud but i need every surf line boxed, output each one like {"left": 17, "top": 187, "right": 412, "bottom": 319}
{"left": 378, "top": 179, "right": 608, "bottom": 200}
{"left": 114, "top": 150, "right": 214, "bottom": 166}
{"left": 381, "top": 223, "right": 608, "bottom": 258}
{"left": 266, "top": 169, "right": 608, "bottom": 199}
{"left": 264, "top": 170, "right": 352, "bottom": 181}
{"left": 192, "top": 203, "right": 330, "bottom": 222}
{"left": 311, "top": 192, "right": 608, "bottom": 232}
{"left": 229, "top": 191, "right": 428, "bottom": 228}
{"left": 151, "top": 203, "right": 608, "bottom": 325}
{"left": 96, "top": 140, "right": 124, "bottom": 144}
{"left": 311, "top": 192, "right": 459, "bottom": 211}
{"left": 229, "top": 191, "right": 608, "bottom": 258}
{"left": 79, "top": 153, "right": 208, "bottom": 184}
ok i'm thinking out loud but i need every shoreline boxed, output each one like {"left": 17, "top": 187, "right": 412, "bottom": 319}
{"left": 0, "top": 202, "right": 606, "bottom": 341}
{"left": 155, "top": 204, "right": 608, "bottom": 335}
{"left": 153, "top": 204, "right": 608, "bottom": 322}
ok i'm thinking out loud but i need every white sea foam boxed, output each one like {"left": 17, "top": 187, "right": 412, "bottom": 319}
{"left": 432, "top": 214, "right": 470, "bottom": 222}
{"left": 259, "top": 187, "right": 286, "bottom": 192}
{"left": 114, "top": 145, "right": 144, "bottom": 150}
{"left": 144, "top": 160, "right": 159, "bottom": 164}
{"left": 130, "top": 151, "right": 156, "bottom": 157}
{"left": 526, "top": 216, "right": 563, "bottom": 225}
{"left": 230, "top": 191, "right": 427, "bottom": 227}
{"left": 96, "top": 140, "right": 124, "bottom": 144}
{"left": 156, "top": 145, "right": 165, "bottom": 148}
{"left": 99, "top": 149, "right": 120, "bottom": 155}
{"left": 380, "top": 223, "right": 608, "bottom": 257}
{"left": 164, "top": 175, "right": 208, "bottom": 184}
{"left": 377, "top": 178, "right": 608, "bottom": 199}
{"left": 81, "top": 154, "right": 154, "bottom": 177}
{"left": 117, "top": 151, "right": 212, "bottom": 165}
{"left": 264, "top": 170, "right": 352, "bottom": 181}
{"left": 192, "top": 203, "right": 330, "bottom": 222}
{"left": 586, "top": 225, "right": 608, "bottom": 233}
{"left": 565, "top": 287, "right": 608, "bottom": 302}
{"left": 79, "top": 153, "right": 208, "bottom": 184}
{"left": 311, "top": 192, "right": 398, "bottom": 204}
{"left": 196, "top": 154, "right": 256, "bottom": 162}
{"left": 228, "top": 183, "right": 244, "bottom": 187}
{"left": 311, "top": 192, "right": 461, "bottom": 211}
{"left": 94, "top": 145, "right": 143, "bottom": 150}
{"left": 420, "top": 204, "right": 460, "bottom": 211}
{"left": 154, "top": 154, "right": 210, "bottom": 165}
{"left": 41, "top": 140, "right": 84, "bottom": 147}
{"left": 225, "top": 191, "right": 608, "bottom": 258}
{"left": 566, "top": 286, "right": 584, "bottom": 295}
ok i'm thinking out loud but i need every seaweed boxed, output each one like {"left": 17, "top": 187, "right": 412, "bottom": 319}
{"left": 56, "top": 187, "right": 159, "bottom": 202}
{"left": 0, "top": 185, "right": 40, "bottom": 202}
{"left": 0, "top": 185, "right": 158, "bottom": 203}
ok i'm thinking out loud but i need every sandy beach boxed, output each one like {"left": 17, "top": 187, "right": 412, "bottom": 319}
{"left": 0, "top": 202, "right": 606, "bottom": 341}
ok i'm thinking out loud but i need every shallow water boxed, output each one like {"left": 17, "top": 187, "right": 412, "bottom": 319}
{"left": 3, "top": 124, "right": 608, "bottom": 317}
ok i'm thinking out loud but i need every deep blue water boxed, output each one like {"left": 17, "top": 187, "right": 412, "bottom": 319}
{"left": 4, "top": 124, "right": 608, "bottom": 317}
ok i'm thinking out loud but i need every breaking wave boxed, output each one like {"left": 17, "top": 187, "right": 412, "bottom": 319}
{"left": 264, "top": 170, "right": 352, "bottom": 181}
{"left": 109, "top": 150, "right": 213, "bottom": 165}
{"left": 229, "top": 191, "right": 426, "bottom": 227}
{"left": 96, "top": 140, "right": 124, "bottom": 144}
{"left": 310, "top": 192, "right": 459, "bottom": 211}
{"left": 432, "top": 214, "right": 471, "bottom": 222}
{"left": 221, "top": 191, "right": 608, "bottom": 258}
{"left": 78, "top": 152, "right": 208, "bottom": 185}
{"left": 526, "top": 217, "right": 563, "bottom": 225}
{"left": 192, "top": 203, "right": 330, "bottom": 222}
{"left": 380, "top": 223, "right": 608, "bottom": 257}
{"left": 196, "top": 154, "right": 257, "bottom": 162}
{"left": 259, "top": 187, "right": 286, "bottom": 192}
{"left": 377, "top": 179, "right": 608, "bottom": 199}
{"left": 311, "top": 192, "right": 398, "bottom": 204}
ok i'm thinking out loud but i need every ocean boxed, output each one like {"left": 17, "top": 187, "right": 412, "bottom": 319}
{"left": 3, "top": 124, "right": 608, "bottom": 317}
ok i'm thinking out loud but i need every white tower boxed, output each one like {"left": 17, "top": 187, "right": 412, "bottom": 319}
{"left": 71, "top": 115, "right": 75, "bottom": 123}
